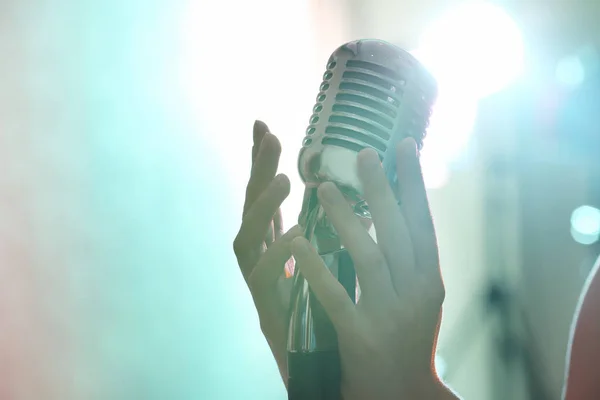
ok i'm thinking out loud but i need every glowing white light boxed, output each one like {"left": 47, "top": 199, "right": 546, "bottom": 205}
{"left": 411, "top": 50, "right": 479, "bottom": 189}
{"left": 571, "top": 205, "right": 600, "bottom": 245}
{"left": 417, "top": 1, "right": 524, "bottom": 99}
{"left": 556, "top": 56, "right": 585, "bottom": 88}
{"left": 422, "top": 164, "right": 450, "bottom": 190}
{"left": 413, "top": 2, "right": 522, "bottom": 187}
{"left": 177, "top": 0, "right": 322, "bottom": 221}
{"left": 420, "top": 151, "right": 450, "bottom": 189}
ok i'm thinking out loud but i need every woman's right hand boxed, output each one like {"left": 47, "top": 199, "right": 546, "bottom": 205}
{"left": 233, "top": 120, "right": 302, "bottom": 386}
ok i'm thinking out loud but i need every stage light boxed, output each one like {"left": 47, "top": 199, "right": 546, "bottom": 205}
{"left": 411, "top": 2, "right": 522, "bottom": 188}
{"left": 417, "top": 1, "right": 524, "bottom": 100}
{"left": 571, "top": 205, "right": 600, "bottom": 245}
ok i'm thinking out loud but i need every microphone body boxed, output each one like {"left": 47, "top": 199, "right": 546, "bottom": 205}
{"left": 287, "top": 39, "right": 437, "bottom": 400}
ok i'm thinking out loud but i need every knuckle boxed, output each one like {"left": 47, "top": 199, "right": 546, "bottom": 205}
{"left": 233, "top": 233, "right": 248, "bottom": 256}
{"left": 435, "top": 285, "right": 446, "bottom": 304}
{"left": 259, "top": 314, "right": 277, "bottom": 338}
{"left": 366, "top": 251, "right": 386, "bottom": 269}
{"left": 428, "top": 282, "right": 445, "bottom": 306}
{"left": 416, "top": 274, "right": 445, "bottom": 303}
{"left": 247, "top": 274, "right": 259, "bottom": 293}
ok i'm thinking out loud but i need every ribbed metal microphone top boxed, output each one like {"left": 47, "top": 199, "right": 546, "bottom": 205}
{"left": 297, "top": 39, "right": 437, "bottom": 209}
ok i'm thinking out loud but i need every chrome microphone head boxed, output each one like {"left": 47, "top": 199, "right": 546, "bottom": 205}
{"left": 298, "top": 39, "right": 437, "bottom": 215}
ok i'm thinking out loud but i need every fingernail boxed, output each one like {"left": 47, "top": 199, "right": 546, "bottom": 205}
{"left": 274, "top": 173, "right": 288, "bottom": 187}
{"left": 254, "top": 119, "right": 269, "bottom": 132}
{"left": 291, "top": 236, "right": 310, "bottom": 254}
{"left": 253, "top": 120, "right": 269, "bottom": 143}
{"left": 359, "top": 148, "right": 381, "bottom": 171}
{"left": 399, "top": 137, "right": 418, "bottom": 158}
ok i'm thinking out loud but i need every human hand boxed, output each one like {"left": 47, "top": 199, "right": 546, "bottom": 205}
{"left": 233, "top": 121, "right": 302, "bottom": 385}
{"left": 290, "top": 139, "right": 457, "bottom": 400}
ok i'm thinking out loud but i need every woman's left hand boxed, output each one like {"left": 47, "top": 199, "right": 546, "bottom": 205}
{"left": 291, "top": 138, "right": 456, "bottom": 400}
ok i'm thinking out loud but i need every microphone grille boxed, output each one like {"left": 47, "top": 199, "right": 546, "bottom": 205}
{"left": 303, "top": 40, "right": 437, "bottom": 158}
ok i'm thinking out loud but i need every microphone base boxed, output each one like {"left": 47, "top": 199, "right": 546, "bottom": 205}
{"left": 287, "top": 350, "right": 342, "bottom": 400}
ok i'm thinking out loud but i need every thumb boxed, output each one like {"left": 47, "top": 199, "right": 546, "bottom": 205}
{"left": 291, "top": 237, "right": 354, "bottom": 328}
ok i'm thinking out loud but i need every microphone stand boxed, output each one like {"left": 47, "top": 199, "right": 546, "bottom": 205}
{"left": 286, "top": 187, "right": 357, "bottom": 400}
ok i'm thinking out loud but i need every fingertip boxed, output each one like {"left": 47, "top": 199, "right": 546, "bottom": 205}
{"left": 397, "top": 137, "right": 418, "bottom": 159}
{"left": 279, "top": 226, "right": 303, "bottom": 252}
{"left": 357, "top": 147, "right": 379, "bottom": 162}
{"left": 260, "top": 132, "right": 282, "bottom": 155}
{"left": 253, "top": 120, "right": 269, "bottom": 143}
{"left": 357, "top": 148, "right": 381, "bottom": 176}
{"left": 254, "top": 119, "right": 268, "bottom": 129}
{"left": 274, "top": 173, "right": 291, "bottom": 194}
{"left": 290, "top": 236, "right": 310, "bottom": 256}
{"left": 287, "top": 224, "right": 304, "bottom": 238}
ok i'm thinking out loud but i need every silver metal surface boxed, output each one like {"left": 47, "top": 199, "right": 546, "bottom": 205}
{"left": 287, "top": 187, "right": 346, "bottom": 353}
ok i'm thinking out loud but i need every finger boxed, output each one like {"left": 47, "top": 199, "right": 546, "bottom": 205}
{"left": 396, "top": 138, "right": 440, "bottom": 278}
{"left": 243, "top": 132, "right": 281, "bottom": 216}
{"left": 265, "top": 222, "right": 275, "bottom": 248}
{"left": 357, "top": 148, "right": 416, "bottom": 289}
{"left": 277, "top": 273, "right": 294, "bottom": 310}
{"left": 249, "top": 225, "right": 303, "bottom": 299}
{"left": 265, "top": 208, "right": 284, "bottom": 248}
{"left": 317, "top": 182, "right": 394, "bottom": 298}
{"left": 291, "top": 236, "right": 354, "bottom": 328}
{"left": 273, "top": 209, "right": 284, "bottom": 241}
{"left": 252, "top": 120, "right": 269, "bottom": 164}
{"left": 234, "top": 174, "right": 291, "bottom": 277}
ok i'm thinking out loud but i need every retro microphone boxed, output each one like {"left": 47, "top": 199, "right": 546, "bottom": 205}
{"left": 286, "top": 39, "right": 438, "bottom": 400}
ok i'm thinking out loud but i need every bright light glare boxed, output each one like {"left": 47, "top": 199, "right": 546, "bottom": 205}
{"left": 421, "top": 156, "right": 450, "bottom": 189}
{"left": 419, "top": 83, "right": 479, "bottom": 188}
{"left": 417, "top": 2, "right": 524, "bottom": 99}
{"left": 411, "top": 49, "right": 479, "bottom": 189}
{"left": 177, "top": 0, "right": 321, "bottom": 221}
{"left": 413, "top": 2, "right": 522, "bottom": 188}
{"left": 571, "top": 205, "right": 600, "bottom": 245}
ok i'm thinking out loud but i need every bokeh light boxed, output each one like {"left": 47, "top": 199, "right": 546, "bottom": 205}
{"left": 571, "top": 205, "right": 600, "bottom": 245}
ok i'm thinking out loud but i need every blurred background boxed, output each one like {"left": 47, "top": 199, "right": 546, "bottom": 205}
{"left": 0, "top": 0, "right": 599, "bottom": 399}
